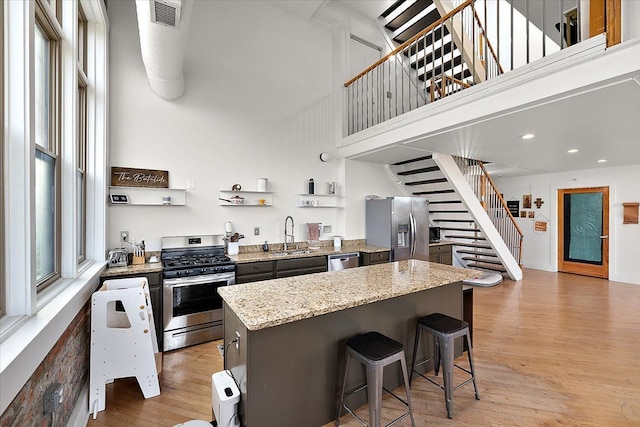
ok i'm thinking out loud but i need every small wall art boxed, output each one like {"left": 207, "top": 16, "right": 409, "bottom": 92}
{"left": 520, "top": 210, "right": 527, "bottom": 218}
{"left": 507, "top": 200, "right": 520, "bottom": 217}
{"left": 523, "top": 194, "right": 532, "bottom": 209}
{"left": 528, "top": 211, "right": 535, "bottom": 219}
{"left": 534, "top": 197, "right": 544, "bottom": 209}
{"left": 534, "top": 221, "right": 547, "bottom": 232}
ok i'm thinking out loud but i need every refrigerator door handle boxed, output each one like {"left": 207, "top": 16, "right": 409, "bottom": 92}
{"left": 409, "top": 212, "right": 417, "bottom": 257}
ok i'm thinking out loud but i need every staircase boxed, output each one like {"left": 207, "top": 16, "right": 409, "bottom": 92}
{"left": 390, "top": 153, "right": 523, "bottom": 280}
{"left": 380, "top": 0, "right": 474, "bottom": 88}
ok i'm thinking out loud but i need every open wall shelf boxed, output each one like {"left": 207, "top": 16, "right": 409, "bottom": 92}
{"left": 219, "top": 190, "right": 273, "bottom": 206}
{"left": 109, "top": 186, "right": 186, "bottom": 206}
{"left": 297, "top": 194, "right": 342, "bottom": 208}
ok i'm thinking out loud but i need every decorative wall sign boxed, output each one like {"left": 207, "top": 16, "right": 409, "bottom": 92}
{"left": 111, "top": 167, "right": 169, "bottom": 188}
{"left": 507, "top": 200, "right": 520, "bottom": 217}
{"left": 622, "top": 202, "right": 639, "bottom": 224}
{"left": 523, "top": 194, "right": 532, "bottom": 209}
{"left": 534, "top": 221, "right": 547, "bottom": 232}
{"left": 534, "top": 197, "right": 544, "bottom": 209}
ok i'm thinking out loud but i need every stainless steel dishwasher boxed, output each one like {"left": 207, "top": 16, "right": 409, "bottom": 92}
{"left": 327, "top": 252, "right": 360, "bottom": 271}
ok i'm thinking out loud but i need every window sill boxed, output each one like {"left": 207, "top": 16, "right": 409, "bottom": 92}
{"left": 0, "top": 261, "right": 106, "bottom": 413}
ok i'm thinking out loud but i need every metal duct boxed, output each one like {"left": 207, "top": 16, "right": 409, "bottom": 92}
{"left": 135, "top": 0, "right": 193, "bottom": 100}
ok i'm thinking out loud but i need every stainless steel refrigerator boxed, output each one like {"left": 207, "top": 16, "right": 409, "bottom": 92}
{"left": 366, "top": 197, "right": 430, "bottom": 261}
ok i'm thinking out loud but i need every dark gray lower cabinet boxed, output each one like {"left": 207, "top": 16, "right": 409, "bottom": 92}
{"left": 275, "top": 256, "right": 326, "bottom": 278}
{"left": 429, "top": 243, "right": 453, "bottom": 265}
{"left": 100, "top": 271, "right": 163, "bottom": 350}
{"left": 360, "top": 251, "right": 390, "bottom": 266}
{"left": 235, "top": 256, "right": 327, "bottom": 283}
{"left": 235, "top": 261, "right": 275, "bottom": 284}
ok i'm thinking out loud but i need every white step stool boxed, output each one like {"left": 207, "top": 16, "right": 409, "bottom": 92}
{"left": 89, "top": 277, "right": 161, "bottom": 418}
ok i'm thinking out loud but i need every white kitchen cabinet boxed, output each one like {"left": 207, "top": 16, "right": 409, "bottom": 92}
{"left": 108, "top": 186, "right": 187, "bottom": 206}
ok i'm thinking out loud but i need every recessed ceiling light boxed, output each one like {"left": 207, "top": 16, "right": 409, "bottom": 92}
{"left": 521, "top": 133, "right": 535, "bottom": 140}
{"left": 597, "top": 159, "right": 607, "bottom": 163}
{"left": 567, "top": 149, "right": 578, "bottom": 153}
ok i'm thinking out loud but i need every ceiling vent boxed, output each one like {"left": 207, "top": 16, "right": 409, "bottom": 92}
{"left": 151, "top": 0, "right": 181, "bottom": 29}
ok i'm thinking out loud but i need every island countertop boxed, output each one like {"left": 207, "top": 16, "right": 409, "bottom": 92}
{"left": 218, "top": 259, "right": 480, "bottom": 331}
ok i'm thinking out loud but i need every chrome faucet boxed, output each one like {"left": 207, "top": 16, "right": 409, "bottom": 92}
{"left": 284, "top": 216, "right": 294, "bottom": 251}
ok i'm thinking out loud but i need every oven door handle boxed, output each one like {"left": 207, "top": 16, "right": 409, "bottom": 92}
{"left": 163, "top": 273, "right": 235, "bottom": 287}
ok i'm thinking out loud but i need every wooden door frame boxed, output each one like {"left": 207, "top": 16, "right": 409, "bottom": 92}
{"left": 589, "top": 0, "right": 621, "bottom": 47}
{"left": 558, "top": 187, "right": 609, "bottom": 279}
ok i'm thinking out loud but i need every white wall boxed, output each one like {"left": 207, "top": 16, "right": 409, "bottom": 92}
{"left": 108, "top": 0, "right": 401, "bottom": 250}
{"left": 494, "top": 164, "right": 640, "bottom": 285}
{"left": 623, "top": 0, "right": 640, "bottom": 41}
{"left": 343, "top": 160, "right": 407, "bottom": 239}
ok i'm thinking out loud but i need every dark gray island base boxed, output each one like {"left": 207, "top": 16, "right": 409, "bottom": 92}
{"left": 219, "top": 260, "right": 479, "bottom": 427}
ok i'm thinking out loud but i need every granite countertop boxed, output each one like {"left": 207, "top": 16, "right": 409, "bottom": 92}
{"left": 218, "top": 260, "right": 481, "bottom": 331}
{"left": 229, "top": 244, "right": 390, "bottom": 264}
{"left": 100, "top": 261, "right": 163, "bottom": 278}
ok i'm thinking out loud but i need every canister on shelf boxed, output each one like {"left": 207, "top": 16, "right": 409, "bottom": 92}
{"left": 308, "top": 178, "right": 315, "bottom": 195}
{"left": 257, "top": 178, "right": 268, "bottom": 192}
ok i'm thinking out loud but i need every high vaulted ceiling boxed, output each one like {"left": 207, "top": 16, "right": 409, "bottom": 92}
{"left": 265, "top": 0, "right": 640, "bottom": 177}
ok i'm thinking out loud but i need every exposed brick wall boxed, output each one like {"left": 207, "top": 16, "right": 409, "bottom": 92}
{"left": 1, "top": 301, "right": 91, "bottom": 427}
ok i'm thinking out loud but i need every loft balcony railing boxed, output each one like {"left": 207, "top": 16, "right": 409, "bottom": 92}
{"left": 344, "top": 0, "right": 621, "bottom": 136}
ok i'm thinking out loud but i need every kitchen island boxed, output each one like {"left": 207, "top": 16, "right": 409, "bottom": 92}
{"left": 218, "top": 260, "right": 479, "bottom": 427}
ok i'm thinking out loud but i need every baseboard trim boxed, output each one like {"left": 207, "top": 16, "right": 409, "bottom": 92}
{"left": 66, "top": 380, "right": 89, "bottom": 427}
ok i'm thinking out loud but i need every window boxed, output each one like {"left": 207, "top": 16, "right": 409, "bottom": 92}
{"left": 2, "top": 0, "right": 107, "bottom": 326}
{"left": 34, "top": 0, "right": 62, "bottom": 291}
{"left": 77, "top": 6, "right": 88, "bottom": 263}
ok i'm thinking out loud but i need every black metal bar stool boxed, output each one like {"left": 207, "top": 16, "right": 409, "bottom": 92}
{"left": 335, "top": 331, "right": 416, "bottom": 427}
{"left": 410, "top": 312, "right": 479, "bottom": 419}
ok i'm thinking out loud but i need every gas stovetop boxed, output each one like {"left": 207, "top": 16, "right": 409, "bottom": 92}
{"left": 161, "top": 235, "right": 235, "bottom": 279}
{"left": 161, "top": 251, "right": 235, "bottom": 279}
{"left": 162, "top": 253, "right": 234, "bottom": 270}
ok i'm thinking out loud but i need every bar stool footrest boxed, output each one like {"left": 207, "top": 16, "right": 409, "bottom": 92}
{"left": 341, "top": 385, "right": 413, "bottom": 427}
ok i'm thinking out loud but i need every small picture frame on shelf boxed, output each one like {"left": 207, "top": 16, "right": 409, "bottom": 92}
{"left": 109, "top": 194, "right": 129, "bottom": 204}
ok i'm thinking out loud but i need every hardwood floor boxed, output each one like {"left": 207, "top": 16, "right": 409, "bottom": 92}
{"left": 86, "top": 269, "right": 640, "bottom": 426}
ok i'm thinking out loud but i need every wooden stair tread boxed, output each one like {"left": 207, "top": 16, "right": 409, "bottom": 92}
{"left": 405, "top": 177, "right": 448, "bottom": 186}
{"left": 461, "top": 256, "right": 503, "bottom": 265}
{"left": 431, "top": 218, "right": 473, "bottom": 221}
{"left": 397, "top": 166, "right": 440, "bottom": 176}
{"left": 412, "top": 189, "right": 455, "bottom": 195}
{"left": 429, "top": 200, "right": 462, "bottom": 204}
{"left": 439, "top": 227, "right": 481, "bottom": 232}
{"left": 466, "top": 262, "right": 507, "bottom": 272}
{"left": 457, "top": 249, "right": 498, "bottom": 257}
{"left": 392, "top": 155, "right": 432, "bottom": 166}
{"left": 445, "top": 234, "right": 486, "bottom": 240}
{"left": 448, "top": 241, "right": 493, "bottom": 250}
{"left": 429, "top": 211, "right": 473, "bottom": 216}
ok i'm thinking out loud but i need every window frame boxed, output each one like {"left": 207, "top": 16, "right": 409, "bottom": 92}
{"left": 1, "top": 0, "right": 6, "bottom": 317}
{"left": 34, "top": 0, "right": 63, "bottom": 292}
{"left": 76, "top": 5, "right": 88, "bottom": 264}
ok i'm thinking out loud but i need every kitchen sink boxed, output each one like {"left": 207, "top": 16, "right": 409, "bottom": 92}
{"left": 271, "top": 250, "right": 310, "bottom": 257}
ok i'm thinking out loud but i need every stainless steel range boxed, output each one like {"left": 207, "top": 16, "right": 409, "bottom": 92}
{"left": 161, "top": 235, "right": 235, "bottom": 351}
